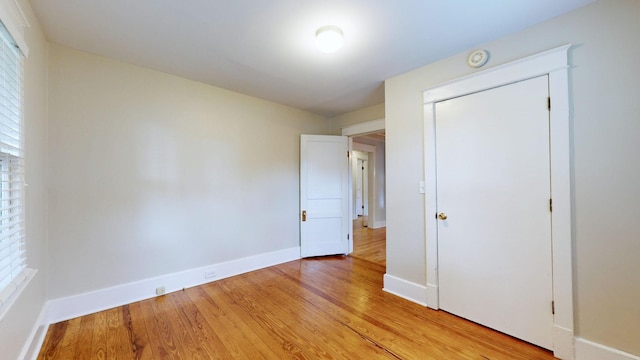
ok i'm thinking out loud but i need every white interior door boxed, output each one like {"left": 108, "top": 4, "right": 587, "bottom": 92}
{"left": 435, "top": 76, "right": 553, "bottom": 349}
{"left": 300, "top": 135, "right": 349, "bottom": 257}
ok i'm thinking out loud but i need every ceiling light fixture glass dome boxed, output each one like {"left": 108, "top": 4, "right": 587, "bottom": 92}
{"left": 315, "top": 25, "right": 344, "bottom": 53}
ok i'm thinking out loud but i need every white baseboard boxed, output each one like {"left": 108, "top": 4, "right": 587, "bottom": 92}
{"left": 372, "top": 220, "right": 386, "bottom": 229}
{"left": 382, "top": 273, "right": 427, "bottom": 306}
{"left": 43, "top": 247, "right": 301, "bottom": 325}
{"left": 553, "top": 325, "right": 574, "bottom": 360}
{"left": 575, "top": 337, "right": 640, "bottom": 360}
{"left": 384, "top": 277, "right": 583, "bottom": 360}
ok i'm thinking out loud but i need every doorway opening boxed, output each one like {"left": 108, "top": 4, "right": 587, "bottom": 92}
{"left": 343, "top": 122, "right": 386, "bottom": 267}
{"left": 350, "top": 211, "right": 386, "bottom": 266}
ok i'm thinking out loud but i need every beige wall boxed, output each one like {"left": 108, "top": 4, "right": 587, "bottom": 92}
{"left": 46, "top": 44, "right": 330, "bottom": 299}
{"left": 330, "top": 103, "right": 384, "bottom": 134}
{"left": 0, "top": 1, "right": 49, "bottom": 359}
{"left": 385, "top": 0, "right": 640, "bottom": 355}
{"left": 5, "top": 0, "right": 639, "bottom": 357}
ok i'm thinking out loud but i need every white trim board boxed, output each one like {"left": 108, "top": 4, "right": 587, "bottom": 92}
{"left": 575, "top": 338, "right": 640, "bottom": 360}
{"left": 0, "top": 268, "right": 36, "bottom": 321}
{"left": 341, "top": 118, "right": 385, "bottom": 136}
{"left": 382, "top": 274, "right": 427, "bottom": 306}
{"left": 423, "top": 44, "right": 574, "bottom": 359}
{"left": 43, "top": 247, "right": 301, "bottom": 325}
{"left": 352, "top": 142, "right": 376, "bottom": 153}
{"left": 0, "top": 0, "right": 30, "bottom": 56}
{"left": 372, "top": 220, "right": 386, "bottom": 229}
{"left": 18, "top": 299, "right": 49, "bottom": 360}
{"left": 343, "top": 120, "right": 386, "bottom": 234}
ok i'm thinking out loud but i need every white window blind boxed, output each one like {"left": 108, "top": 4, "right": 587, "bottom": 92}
{"left": 0, "top": 18, "right": 26, "bottom": 309}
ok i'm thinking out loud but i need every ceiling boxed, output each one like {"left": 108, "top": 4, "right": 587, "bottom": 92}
{"left": 29, "top": 0, "right": 595, "bottom": 117}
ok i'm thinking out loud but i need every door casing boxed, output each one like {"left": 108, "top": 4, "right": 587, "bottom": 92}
{"left": 423, "top": 45, "right": 573, "bottom": 359}
{"left": 343, "top": 119, "right": 385, "bottom": 251}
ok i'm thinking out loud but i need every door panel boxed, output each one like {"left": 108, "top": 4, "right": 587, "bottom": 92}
{"left": 300, "top": 135, "right": 349, "bottom": 257}
{"left": 436, "top": 76, "right": 553, "bottom": 349}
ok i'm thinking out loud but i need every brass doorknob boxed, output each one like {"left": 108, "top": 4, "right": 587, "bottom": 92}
{"left": 437, "top": 212, "right": 448, "bottom": 220}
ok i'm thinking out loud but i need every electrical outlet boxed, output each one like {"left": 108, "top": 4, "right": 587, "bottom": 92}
{"left": 205, "top": 270, "right": 216, "bottom": 279}
{"left": 155, "top": 286, "right": 166, "bottom": 295}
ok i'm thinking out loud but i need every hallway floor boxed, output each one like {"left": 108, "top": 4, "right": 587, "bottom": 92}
{"left": 350, "top": 216, "right": 386, "bottom": 266}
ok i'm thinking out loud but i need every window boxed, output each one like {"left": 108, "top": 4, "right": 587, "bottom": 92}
{"left": 0, "top": 18, "right": 28, "bottom": 317}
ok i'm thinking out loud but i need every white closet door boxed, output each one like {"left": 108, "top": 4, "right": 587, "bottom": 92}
{"left": 436, "top": 76, "right": 553, "bottom": 349}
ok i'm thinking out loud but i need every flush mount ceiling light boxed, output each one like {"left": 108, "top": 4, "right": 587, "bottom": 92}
{"left": 315, "top": 25, "right": 343, "bottom": 53}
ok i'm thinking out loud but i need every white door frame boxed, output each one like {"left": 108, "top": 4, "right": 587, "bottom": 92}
{"left": 343, "top": 119, "right": 385, "bottom": 253}
{"left": 352, "top": 143, "right": 374, "bottom": 219}
{"left": 353, "top": 151, "right": 369, "bottom": 218}
{"left": 423, "top": 45, "right": 574, "bottom": 359}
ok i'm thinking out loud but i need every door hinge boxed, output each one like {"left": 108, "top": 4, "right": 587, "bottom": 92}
{"left": 347, "top": 233, "right": 349, "bottom": 240}
{"left": 347, "top": 151, "right": 350, "bottom": 158}
{"left": 547, "top": 97, "right": 551, "bottom": 111}
{"left": 549, "top": 198, "right": 553, "bottom": 212}
{"left": 552, "top": 301, "right": 555, "bottom": 315}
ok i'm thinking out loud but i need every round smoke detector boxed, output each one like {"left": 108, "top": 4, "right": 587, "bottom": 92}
{"left": 467, "top": 49, "right": 489, "bottom": 68}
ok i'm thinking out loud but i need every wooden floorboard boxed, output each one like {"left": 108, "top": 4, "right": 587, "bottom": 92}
{"left": 38, "top": 255, "right": 555, "bottom": 359}
{"left": 350, "top": 216, "right": 386, "bottom": 266}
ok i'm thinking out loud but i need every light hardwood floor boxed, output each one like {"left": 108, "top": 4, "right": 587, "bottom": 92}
{"left": 350, "top": 216, "right": 386, "bottom": 266}
{"left": 38, "top": 255, "right": 555, "bottom": 359}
